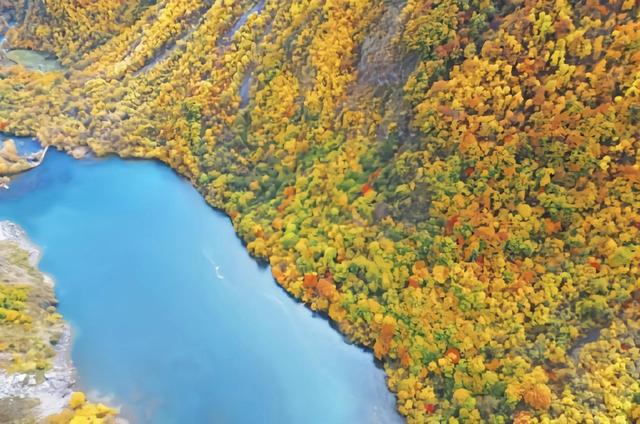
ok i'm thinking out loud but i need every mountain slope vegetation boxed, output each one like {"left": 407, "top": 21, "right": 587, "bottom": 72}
{"left": 1, "top": 0, "right": 639, "bottom": 422}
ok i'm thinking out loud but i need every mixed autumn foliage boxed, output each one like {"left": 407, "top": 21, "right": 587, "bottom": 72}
{"left": 1, "top": 0, "right": 639, "bottom": 422}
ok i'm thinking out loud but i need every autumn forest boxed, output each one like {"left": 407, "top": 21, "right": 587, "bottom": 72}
{"left": 0, "top": 0, "right": 639, "bottom": 422}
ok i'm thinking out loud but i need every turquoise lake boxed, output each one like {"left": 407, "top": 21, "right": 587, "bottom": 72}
{"left": 0, "top": 142, "right": 401, "bottom": 423}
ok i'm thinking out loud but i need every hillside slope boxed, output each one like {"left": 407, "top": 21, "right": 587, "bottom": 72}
{"left": 1, "top": 0, "right": 639, "bottom": 422}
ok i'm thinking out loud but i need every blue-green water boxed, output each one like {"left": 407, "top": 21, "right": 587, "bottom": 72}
{"left": 0, "top": 146, "right": 401, "bottom": 423}
{"left": 0, "top": 133, "right": 42, "bottom": 155}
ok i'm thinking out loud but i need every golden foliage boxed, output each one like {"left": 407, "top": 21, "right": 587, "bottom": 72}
{"left": 1, "top": 0, "right": 639, "bottom": 421}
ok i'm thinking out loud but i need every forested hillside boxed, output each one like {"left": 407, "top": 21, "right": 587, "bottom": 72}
{"left": 1, "top": 0, "right": 639, "bottom": 422}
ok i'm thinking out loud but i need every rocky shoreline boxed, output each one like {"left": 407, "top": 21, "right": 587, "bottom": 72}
{"left": 0, "top": 221, "right": 76, "bottom": 421}
{"left": 0, "top": 326, "right": 75, "bottom": 419}
{"left": 0, "top": 221, "right": 42, "bottom": 265}
{"left": 0, "top": 138, "right": 49, "bottom": 180}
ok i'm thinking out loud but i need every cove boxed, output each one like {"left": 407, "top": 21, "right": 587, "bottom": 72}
{"left": 0, "top": 145, "right": 401, "bottom": 423}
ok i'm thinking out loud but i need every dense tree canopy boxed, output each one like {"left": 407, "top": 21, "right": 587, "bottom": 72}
{"left": 1, "top": 0, "right": 639, "bottom": 422}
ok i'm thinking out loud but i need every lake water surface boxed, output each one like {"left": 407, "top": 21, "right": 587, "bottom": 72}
{"left": 0, "top": 145, "right": 401, "bottom": 423}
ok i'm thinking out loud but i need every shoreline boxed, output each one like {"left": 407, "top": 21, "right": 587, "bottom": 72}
{"left": 0, "top": 220, "right": 76, "bottom": 420}
{"left": 0, "top": 139, "right": 399, "bottom": 420}
{"left": 0, "top": 138, "right": 49, "bottom": 186}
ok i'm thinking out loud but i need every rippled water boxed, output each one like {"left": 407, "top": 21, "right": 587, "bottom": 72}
{"left": 0, "top": 145, "right": 401, "bottom": 424}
